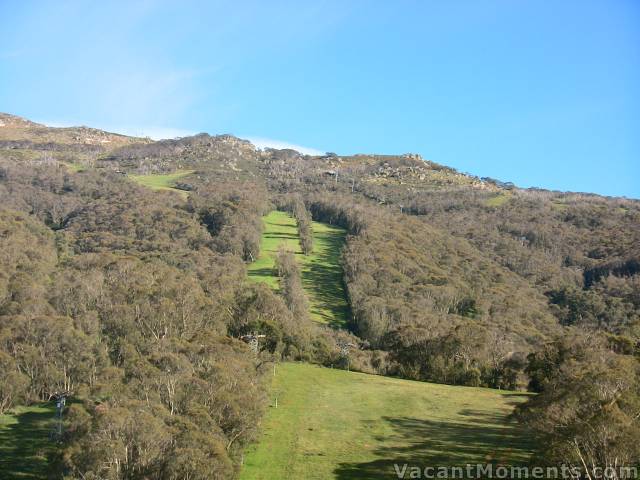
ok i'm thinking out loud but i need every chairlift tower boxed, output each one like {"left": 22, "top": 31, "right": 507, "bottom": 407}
{"left": 337, "top": 342, "right": 357, "bottom": 371}
{"left": 240, "top": 333, "right": 266, "bottom": 355}
{"left": 49, "top": 390, "right": 70, "bottom": 442}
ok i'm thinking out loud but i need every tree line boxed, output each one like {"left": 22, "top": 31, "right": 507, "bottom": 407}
{"left": 2, "top": 129, "right": 639, "bottom": 473}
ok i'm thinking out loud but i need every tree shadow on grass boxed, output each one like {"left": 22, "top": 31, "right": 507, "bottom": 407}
{"left": 0, "top": 404, "right": 56, "bottom": 479}
{"left": 247, "top": 267, "right": 277, "bottom": 279}
{"left": 265, "top": 232, "right": 299, "bottom": 241}
{"left": 252, "top": 213, "right": 352, "bottom": 328}
{"left": 302, "top": 228, "right": 351, "bottom": 329}
{"left": 498, "top": 393, "right": 532, "bottom": 409}
{"left": 334, "top": 411, "right": 534, "bottom": 480}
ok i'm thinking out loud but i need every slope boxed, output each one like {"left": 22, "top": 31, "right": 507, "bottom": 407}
{"left": 0, "top": 404, "right": 57, "bottom": 480}
{"left": 129, "top": 169, "right": 195, "bottom": 198}
{"left": 247, "top": 210, "right": 350, "bottom": 328}
{"left": 240, "top": 363, "right": 534, "bottom": 480}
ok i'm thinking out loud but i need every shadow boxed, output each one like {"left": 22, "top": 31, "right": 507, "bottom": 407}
{"left": 0, "top": 404, "right": 56, "bottom": 479}
{"left": 249, "top": 212, "right": 353, "bottom": 329}
{"left": 247, "top": 267, "right": 276, "bottom": 279}
{"left": 266, "top": 232, "right": 299, "bottom": 241}
{"left": 301, "top": 227, "right": 352, "bottom": 328}
{"left": 499, "top": 393, "right": 532, "bottom": 409}
{"left": 334, "top": 411, "right": 535, "bottom": 480}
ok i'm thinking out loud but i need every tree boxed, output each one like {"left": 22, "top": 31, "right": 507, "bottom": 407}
{"left": 517, "top": 333, "right": 640, "bottom": 475}
{"left": 0, "top": 352, "right": 29, "bottom": 414}
{"left": 275, "top": 247, "right": 309, "bottom": 321}
{"left": 289, "top": 197, "right": 314, "bottom": 255}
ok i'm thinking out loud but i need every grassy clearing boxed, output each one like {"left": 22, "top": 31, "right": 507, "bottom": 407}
{"left": 240, "top": 363, "right": 534, "bottom": 480}
{"left": 551, "top": 200, "right": 569, "bottom": 211}
{"left": 61, "top": 161, "right": 86, "bottom": 172}
{"left": 484, "top": 193, "right": 510, "bottom": 207}
{"left": 247, "top": 210, "right": 350, "bottom": 328}
{"left": 247, "top": 211, "right": 299, "bottom": 288}
{"left": 0, "top": 404, "right": 56, "bottom": 479}
{"left": 129, "top": 170, "right": 195, "bottom": 198}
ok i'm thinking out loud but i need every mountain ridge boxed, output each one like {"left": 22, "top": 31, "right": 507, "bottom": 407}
{"left": 3, "top": 112, "right": 637, "bottom": 200}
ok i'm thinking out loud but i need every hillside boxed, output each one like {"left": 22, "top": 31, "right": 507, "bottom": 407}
{"left": 0, "top": 404, "right": 56, "bottom": 480}
{"left": 240, "top": 363, "right": 533, "bottom": 480}
{"left": 248, "top": 210, "right": 350, "bottom": 327}
{"left": 129, "top": 169, "right": 195, "bottom": 199}
{"left": 0, "top": 114, "right": 638, "bottom": 478}
{"left": 0, "top": 113, "right": 148, "bottom": 148}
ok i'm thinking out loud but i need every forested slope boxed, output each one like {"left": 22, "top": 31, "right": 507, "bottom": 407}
{"left": 0, "top": 113, "right": 638, "bottom": 478}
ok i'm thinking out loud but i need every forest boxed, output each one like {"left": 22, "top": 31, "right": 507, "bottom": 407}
{"left": 0, "top": 113, "right": 638, "bottom": 478}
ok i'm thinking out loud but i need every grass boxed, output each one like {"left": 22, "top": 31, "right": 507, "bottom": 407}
{"left": 248, "top": 211, "right": 299, "bottom": 288}
{"left": 240, "top": 363, "right": 534, "bottom": 480}
{"left": 247, "top": 211, "right": 350, "bottom": 328}
{"left": 61, "top": 161, "right": 86, "bottom": 172}
{"left": 484, "top": 193, "right": 510, "bottom": 207}
{"left": 129, "top": 170, "right": 195, "bottom": 198}
{"left": 0, "top": 404, "right": 57, "bottom": 479}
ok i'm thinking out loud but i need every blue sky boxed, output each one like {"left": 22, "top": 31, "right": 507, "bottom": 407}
{"left": 1, "top": 0, "right": 638, "bottom": 197}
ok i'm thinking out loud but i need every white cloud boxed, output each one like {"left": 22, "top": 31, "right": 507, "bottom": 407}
{"left": 36, "top": 120, "right": 72, "bottom": 128}
{"left": 246, "top": 137, "right": 324, "bottom": 156}
{"left": 109, "top": 126, "right": 196, "bottom": 140}
{"left": 36, "top": 120, "right": 324, "bottom": 153}
{"left": 37, "top": 119, "right": 195, "bottom": 140}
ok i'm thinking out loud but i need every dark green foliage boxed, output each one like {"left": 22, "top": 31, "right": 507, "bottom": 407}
{"left": 0, "top": 157, "right": 284, "bottom": 478}
{"left": 309, "top": 195, "right": 558, "bottom": 371}
{"left": 547, "top": 279, "right": 640, "bottom": 332}
{"left": 229, "top": 282, "right": 313, "bottom": 360}
{"left": 275, "top": 247, "right": 310, "bottom": 321}
{"left": 289, "top": 196, "right": 314, "bottom": 255}
{"left": 188, "top": 183, "right": 269, "bottom": 261}
{"left": 517, "top": 332, "right": 640, "bottom": 472}
{"left": 0, "top": 352, "right": 29, "bottom": 414}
